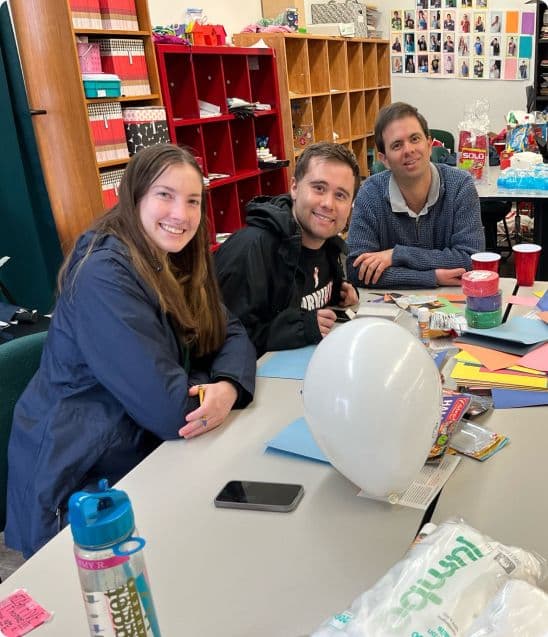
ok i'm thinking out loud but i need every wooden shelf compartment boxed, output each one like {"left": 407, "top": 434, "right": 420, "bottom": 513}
{"left": 378, "top": 87, "right": 391, "bottom": 112}
{"left": 248, "top": 54, "right": 279, "bottom": 106}
{"left": 347, "top": 41, "right": 365, "bottom": 90}
{"left": 308, "top": 39, "right": 330, "bottom": 94}
{"left": 365, "top": 91, "right": 380, "bottom": 136}
{"left": 351, "top": 137, "right": 367, "bottom": 176}
{"left": 331, "top": 93, "right": 350, "bottom": 141}
{"left": 349, "top": 91, "right": 366, "bottom": 138}
{"left": 254, "top": 113, "right": 285, "bottom": 159}
{"left": 195, "top": 55, "right": 227, "bottom": 115}
{"left": 74, "top": 29, "right": 149, "bottom": 36}
{"left": 291, "top": 97, "right": 314, "bottom": 151}
{"left": 286, "top": 37, "right": 311, "bottom": 96}
{"left": 363, "top": 43, "right": 379, "bottom": 88}
{"left": 312, "top": 95, "right": 334, "bottom": 143}
{"left": 327, "top": 40, "right": 348, "bottom": 92}
{"left": 157, "top": 52, "right": 199, "bottom": 121}
{"left": 377, "top": 43, "right": 391, "bottom": 86}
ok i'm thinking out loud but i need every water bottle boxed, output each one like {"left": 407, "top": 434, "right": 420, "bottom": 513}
{"left": 69, "top": 479, "right": 162, "bottom": 637}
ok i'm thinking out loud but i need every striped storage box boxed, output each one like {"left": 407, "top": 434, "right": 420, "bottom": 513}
{"left": 100, "top": 168, "right": 126, "bottom": 208}
{"left": 96, "top": 39, "right": 150, "bottom": 97}
{"left": 99, "top": 0, "right": 139, "bottom": 31}
{"left": 121, "top": 106, "right": 170, "bottom": 155}
{"left": 87, "top": 102, "right": 129, "bottom": 163}
{"left": 70, "top": 0, "right": 102, "bottom": 29}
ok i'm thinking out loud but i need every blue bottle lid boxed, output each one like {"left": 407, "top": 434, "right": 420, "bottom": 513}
{"left": 68, "top": 479, "right": 135, "bottom": 550}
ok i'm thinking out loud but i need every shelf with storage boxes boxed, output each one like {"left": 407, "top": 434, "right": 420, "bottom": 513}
{"left": 10, "top": 0, "right": 163, "bottom": 251}
{"left": 233, "top": 33, "right": 391, "bottom": 177}
{"left": 154, "top": 44, "right": 288, "bottom": 246}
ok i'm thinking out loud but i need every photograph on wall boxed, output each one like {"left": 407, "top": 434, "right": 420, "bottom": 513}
{"left": 393, "top": 6, "right": 533, "bottom": 80}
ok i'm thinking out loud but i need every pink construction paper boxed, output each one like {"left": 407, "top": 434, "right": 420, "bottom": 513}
{"left": 507, "top": 295, "right": 540, "bottom": 307}
{"left": 520, "top": 342, "right": 548, "bottom": 373}
{"left": 0, "top": 589, "right": 52, "bottom": 636}
{"left": 504, "top": 58, "right": 517, "bottom": 80}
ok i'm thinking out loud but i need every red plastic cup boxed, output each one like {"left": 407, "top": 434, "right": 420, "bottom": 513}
{"left": 471, "top": 252, "right": 501, "bottom": 272}
{"left": 493, "top": 142, "right": 506, "bottom": 157}
{"left": 512, "top": 243, "right": 542, "bottom": 286}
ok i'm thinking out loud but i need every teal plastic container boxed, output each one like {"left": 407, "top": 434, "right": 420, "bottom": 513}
{"left": 82, "top": 73, "right": 121, "bottom": 98}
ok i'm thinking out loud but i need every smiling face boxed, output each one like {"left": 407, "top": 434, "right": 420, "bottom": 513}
{"left": 378, "top": 115, "right": 432, "bottom": 186}
{"left": 139, "top": 163, "right": 203, "bottom": 254}
{"left": 290, "top": 157, "right": 355, "bottom": 250}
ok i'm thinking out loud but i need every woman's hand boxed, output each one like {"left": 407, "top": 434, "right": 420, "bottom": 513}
{"left": 179, "top": 381, "right": 238, "bottom": 439}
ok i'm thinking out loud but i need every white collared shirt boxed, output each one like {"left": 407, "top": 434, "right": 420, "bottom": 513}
{"left": 388, "top": 163, "right": 441, "bottom": 219}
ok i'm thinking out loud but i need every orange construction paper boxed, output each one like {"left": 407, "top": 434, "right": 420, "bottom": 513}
{"left": 438, "top": 294, "right": 466, "bottom": 302}
{"left": 505, "top": 11, "right": 519, "bottom": 32}
{"left": 457, "top": 343, "right": 520, "bottom": 371}
{"left": 539, "top": 312, "right": 548, "bottom": 324}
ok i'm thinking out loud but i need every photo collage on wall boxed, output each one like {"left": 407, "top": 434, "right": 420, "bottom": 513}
{"left": 390, "top": 1, "right": 535, "bottom": 80}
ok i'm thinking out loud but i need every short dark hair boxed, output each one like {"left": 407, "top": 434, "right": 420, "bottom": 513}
{"left": 374, "top": 102, "right": 430, "bottom": 154}
{"left": 293, "top": 142, "right": 361, "bottom": 197}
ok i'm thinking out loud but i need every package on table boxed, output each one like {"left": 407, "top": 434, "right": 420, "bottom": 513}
{"left": 69, "top": 0, "right": 102, "bottom": 29}
{"left": 87, "top": 102, "right": 130, "bottom": 163}
{"left": 100, "top": 168, "right": 126, "bottom": 208}
{"left": 99, "top": 0, "right": 139, "bottom": 30}
{"left": 121, "top": 106, "right": 170, "bottom": 155}
{"left": 94, "top": 38, "right": 150, "bottom": 97}
{"left": 77, "top": 39, "right": 102, "bottom": 74}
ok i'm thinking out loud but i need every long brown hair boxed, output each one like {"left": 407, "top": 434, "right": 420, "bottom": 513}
{"left": 59, "top": 144, "right": 226, "bottom": 356}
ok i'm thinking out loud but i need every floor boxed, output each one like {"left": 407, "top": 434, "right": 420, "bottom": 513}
{"left": 0, "top": 533, "right": 25, "bottom": 582}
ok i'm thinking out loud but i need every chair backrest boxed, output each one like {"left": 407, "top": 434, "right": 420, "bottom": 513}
{"left": 0, "top": 331, "right": 47, "bottom": 530}
{"left": 430, "top": 128, "right": 456, "bottom": 154}
{"left": 370, "top": 159, "right": 387, "bottom": 174}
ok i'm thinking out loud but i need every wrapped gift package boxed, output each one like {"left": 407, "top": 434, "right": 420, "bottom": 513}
{"left": 189, "top": 24, "right": 227, "bottom": 46}
{"left": 96, "top": 38, "right": 150, "bottom": 96}
{"left": 77, "top": 41, "right": 102, "bottom": 74}
{"left": 70, "top": 0, "right": 102, "bottom": 29}
{"left": 310, "top": 0, "right": 368, "bottom": 37}
{"left": 121, "top": 106, "right": 170, "bottom": 155}
{"left": 82, "top": 73, "right": 121, "bottom": 98}
{"left": 87, "top": 102, "right": 129, "bottom": 163}
{"left": 99, "top": 0, "right": 139, "bottom": 30}
{"left": 100, "top": 168, "right": 125, "bottom": 208}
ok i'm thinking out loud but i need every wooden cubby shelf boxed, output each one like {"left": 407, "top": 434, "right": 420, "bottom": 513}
{"left": 233, "top": 33, "right": 391, "bottom": 177}
{"left": 155, "top": 44, "right": 288, "bottom": 244}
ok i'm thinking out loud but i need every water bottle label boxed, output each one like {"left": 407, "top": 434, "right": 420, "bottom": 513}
{"left": 76, "top": 554, "right": 129, "bottom": 570}
{"left": 83, "top": 573, "right": 160, "bottom": 636}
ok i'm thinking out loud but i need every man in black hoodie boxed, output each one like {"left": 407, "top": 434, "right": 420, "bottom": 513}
{"left": 215, "top": 143, "right": 361, "bottom": 357}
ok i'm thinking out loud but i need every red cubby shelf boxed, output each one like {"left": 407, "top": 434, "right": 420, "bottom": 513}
{"left": 155, "top": 44, "right": 288, "bottom": 241}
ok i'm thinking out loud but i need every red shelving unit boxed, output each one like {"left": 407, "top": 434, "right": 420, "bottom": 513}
{"left": 155, "top": 44, "right": 288, "bottom": 243}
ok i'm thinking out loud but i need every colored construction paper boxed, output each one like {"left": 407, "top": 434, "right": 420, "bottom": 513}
{"left": 534, "top": 290, "right": 547, "bottom": 298}
{"left": 537, "top": 290, "right": 548, "bottom": 312}
{"left": 438, "top": 294, "right": 466, "bottom": 302}
{"left": 451, "top": 362, "right": 548, "bottom": 389}
{"left": 456, "top": 343, "right": 520, "bottom": 371}
{"left": 465, "top": 316, "right": 548, "bottom": 345}
{"left": 505, "top": 11, "right": 519, "bottom": 32}
{"left": 520, "top": 342, "right": 548, "bottom": 372}
{"left": 521, "top": 12, "right": 535, "bottom": 35}
{"left": 504, "top": 58, "right": 517, "bottom": 81}
{"left": 257, "top": 345, "right": 315, "bottom": 380}
{"left": 492, "top": 389, "right": 548, "bottom": 409}
{"left": 265, "top": 417, "right": 328, "bottom": 463}
{"left": 518, "top": 36, "right": 533, "bottom": 59}
{"left": 539, "top": 312, "right": 548, "bottom": 324}
{"left": 507, "top": 295, "right": 540, "bottom": 307}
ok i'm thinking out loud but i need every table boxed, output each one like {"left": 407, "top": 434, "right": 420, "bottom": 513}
{"left": 0, "top": 377, "right": 425, "bottom": 637}
{"left": 476, "top": 166, "right": 548, "bottom": 280}
{"left": 507, "top": 279, "right": 548, "bottom": 318}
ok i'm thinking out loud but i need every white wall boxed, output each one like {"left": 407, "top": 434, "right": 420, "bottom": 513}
{"left": 148, "top": 0, "right": 262, "bottom": 40}
{"left": 304, "top": 0, "right": 535, "bottom": 141}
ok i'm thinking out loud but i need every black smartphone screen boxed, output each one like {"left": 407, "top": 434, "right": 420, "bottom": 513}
{"left": 214, "top": 480, "right": 304, "bottom": 512}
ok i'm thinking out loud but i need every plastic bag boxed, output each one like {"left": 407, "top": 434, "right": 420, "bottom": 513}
{"left": 465, "top": 580, "right": 548, "bottom": 636}
{"left": 311, "top": 518, "right": 546, "bottom": 637}
{"left": 457, "top": 99, "right": 490, "bottom": 184}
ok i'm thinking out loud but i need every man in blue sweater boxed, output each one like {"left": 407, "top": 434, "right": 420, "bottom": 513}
{"left": 347, "top": 102, "right": 484, "bottom": 288}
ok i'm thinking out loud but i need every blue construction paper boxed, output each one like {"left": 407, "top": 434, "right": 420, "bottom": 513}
{"left": 537, "top": 290, "right": 548, "bottom": 312}
{"left": 518, "top": 36, "right": 533, "bottom": 59}
{"left": 492, "top": 388, "right": 548, "bottom": 409}
{"left": 465, "top": 316, "right": 548, "bottom": 345}
{"left": 265, "top": 417, "right": 329, "bottom": 463}
{"left": 257, "top": 345, "right": 316, "bottom": 380}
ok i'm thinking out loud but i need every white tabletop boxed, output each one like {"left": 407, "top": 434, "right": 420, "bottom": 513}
{"left": 0, "top": 377, "right": 425, "bottom": 636}
{"left": 431, "top": 406, "right": 548, "bottom": 577}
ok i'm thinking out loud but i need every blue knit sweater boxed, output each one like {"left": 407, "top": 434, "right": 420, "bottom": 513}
{"left": 347, "top": 163, "right": 485, "bottom": 288}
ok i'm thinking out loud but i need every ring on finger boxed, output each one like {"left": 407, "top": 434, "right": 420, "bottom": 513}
{"left": 201, "top": 417, "right": 208, "bottom": 428}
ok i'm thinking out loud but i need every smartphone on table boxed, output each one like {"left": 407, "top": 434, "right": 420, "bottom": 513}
{"left": 214, "top": 480, "right": 304, "bottom": 512}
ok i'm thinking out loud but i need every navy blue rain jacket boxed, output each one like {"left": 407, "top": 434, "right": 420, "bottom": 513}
{"left": 5, "top": 232, "right": 256, "bottom": 557}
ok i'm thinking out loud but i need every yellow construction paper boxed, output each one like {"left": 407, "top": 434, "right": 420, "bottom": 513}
{"left": 451, "top": 362, "right": 548, "bottom": 389}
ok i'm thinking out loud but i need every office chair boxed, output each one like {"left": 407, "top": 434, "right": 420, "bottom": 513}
{"left": 430, "top": 128, "right": 455, "bottom": 154}
{"left": 0, "top": 330, "right": 47, "bottom": 531}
